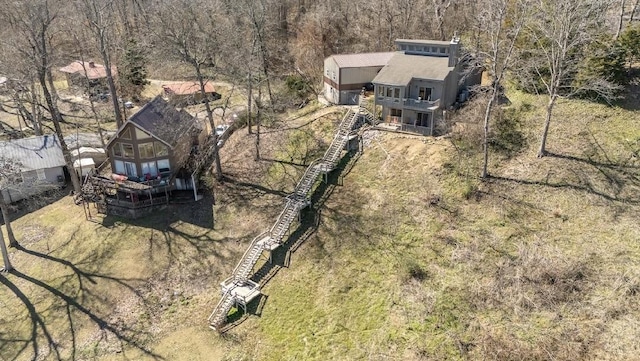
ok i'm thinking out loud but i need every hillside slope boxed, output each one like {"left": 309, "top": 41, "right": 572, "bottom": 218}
{"left": 1, "top": 93, "right": 639, "bottom": 360}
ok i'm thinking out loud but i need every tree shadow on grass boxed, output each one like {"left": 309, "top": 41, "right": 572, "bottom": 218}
{"left": 0, "top": 274, "right": 62, "bottom": 360}
{"left": 491, "top": 146, "right": 640, "bottom": 207}
{"left": 0, "top": 268, "right": 164, "bottom": 361}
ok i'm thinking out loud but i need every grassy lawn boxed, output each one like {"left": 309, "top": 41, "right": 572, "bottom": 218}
{"left": 1, "top": 90, "right": 639, "bottom": 360}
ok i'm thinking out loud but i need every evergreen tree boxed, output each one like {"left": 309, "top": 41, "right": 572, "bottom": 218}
{"left": 120, "top": 38, "right": 149, "bottom": 102}
{"left": 619, "top": 24, "right": 640, "bottom": 70}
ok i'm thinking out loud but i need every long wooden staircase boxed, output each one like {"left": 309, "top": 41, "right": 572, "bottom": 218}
{"left": 208, "top": 107, "right": 371, "bottom": 331}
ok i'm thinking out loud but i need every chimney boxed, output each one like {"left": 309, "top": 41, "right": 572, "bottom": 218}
{"left": 89, "top": 61, "right": 96, "bottom": 68}
{"left": 448, "top": 34, "right": 460, "bottom": 68}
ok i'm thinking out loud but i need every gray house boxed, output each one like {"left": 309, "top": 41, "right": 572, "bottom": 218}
{"left": 0, "top": 135, "right": 66, "bottom": 203}
{"left": 323, "top": 52, "right": 394, "bottom": 105}
{"left": 372, "top": 37, "right": 475, "bottom": 135}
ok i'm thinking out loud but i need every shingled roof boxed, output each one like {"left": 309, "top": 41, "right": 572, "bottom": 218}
{"left": 128, "top": 96, "right": 200, "bottom": 148}
{"left": 372, "top": 52, "right": 452, "bottom": 86}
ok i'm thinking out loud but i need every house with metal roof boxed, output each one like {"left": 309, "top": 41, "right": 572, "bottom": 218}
{"left": 59, "top": 60, "right": 118, "bottom": 92}
{"left": 323, "top": 52, "right": 395, "bottom": 105}
{"left": 0, "top": 135, "right": 66, "bottom": 203}
{"left": 162, "top": 81, "right": 221, "bottom": 106}
{"left": 372, "top": 36, "right": 478, "bottom": 135}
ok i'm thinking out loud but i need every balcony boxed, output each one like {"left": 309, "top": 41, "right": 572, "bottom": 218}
{"left": 403, "top": 98, "right": 440, "bottom": 110}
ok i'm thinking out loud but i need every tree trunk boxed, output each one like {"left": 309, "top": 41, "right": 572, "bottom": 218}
{"left": 481, "top": 94, "right": 495, "bottom": 179}
{"left": 247, "top": 72, "right": 253, "bottom": 134}
{"left": 100, "top": 35, "right": 123, "bottom": 128}
{"left": 38, "top": 74, "right": 82, "bottom": 194}
{"left": 538, "top": 96, "right": 557, "bottom": 158}
{"left": 195, "top": 64, "right": 223, "bottom": 180}
{"left": 631, "top": 0, "right": 640, "bottom": 22}
{"left": 28, "top": 84, "right": 43, "bottom": 135}
{"left": 0, "top": 200, "right": 17, "bottom": 247}
{"left": 255, "top": 86, "right": 262, "bottom": 160}
{"left": 616, "top": 0, "right": 627, "bottom": 40}
{"left": 0, "top": 225, "right": 13, "bottom": 272}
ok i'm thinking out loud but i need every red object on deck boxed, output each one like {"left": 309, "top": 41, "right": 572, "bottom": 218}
{"left": 111, "top": 174, "right": 127, "bottom": 182}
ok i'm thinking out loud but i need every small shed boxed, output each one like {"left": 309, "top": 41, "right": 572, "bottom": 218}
{"left": 59, "top": 60, "right": 117, "bottom": 91}
{"left": 70, "top": 147, "right": 107, "bottom": 165}
{"left": 0, "top": 134, "right": 66, "bottom": 203}
{"left": 73, "top": 158, "right": 96, "bottom": 178}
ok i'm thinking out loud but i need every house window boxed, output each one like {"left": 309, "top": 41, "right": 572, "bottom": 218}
{"left": 326, "top": 69, "right": 329, "bottom": 76}
{"left": 378, "top": 86, "right": 384, "bottom": 96}
{"left": 417, "top": 113, "right": 431, "bottom": 128}
{"left": 120, "top": 128, "right": 131, "bottom": 140}
{"left": 390, "top": 109, "right": 402, "bottom": 117}
{"left": 135, "top": 127, "right": 151, "bottom": 140}
{"left": 440, "top": 47, "right": 446, "bottom": 54}
{"left": 113, "top": 144, "right": 123, "bottom": 157}
{"left": 124, "top": 162, "right": 137, "bottom": 177}
{"left": 157, "top": 159, "right": 170, "bottom": 175}
{"left": 400, "top": 44, "right": 407, "bottom": 50}
{"left": 114, "top": 160, "right": 137, "bottom": 177}
{"left": 114, "top": 160, "right": 125, "bottom": 174}
{"left": 431, "top": 47, "right": 437, "bottom": 53}
{"left": 36, "top": 169, "right": 46, "bottom": 181}
{"left": 418, "top": 87, "right": 432, "bottom": 101}
{"left": 408, "top": 45, "right": 415, "bottom": 51}
{"left": 138, "top": 143, "right": 155, "bottom": 159}
{"left": 122, "top": 143, "right": 134, "bottom": 158}
{"left": 113, "top": 143, "right": 134, "bottom": 158}
{"left": 393, "top": 88, "right": 400, "bottom": 98}
{"left": 386, "top": 87, "right": 392, "bottom": 97}
{"left": 154, "top": 142, "right": 169, "bottom": 157}
{"left": 332, "top": 71, "right": 336, "bottom": 80}
{"left": 141, "top": 161, "right": 158, "bottom": 177}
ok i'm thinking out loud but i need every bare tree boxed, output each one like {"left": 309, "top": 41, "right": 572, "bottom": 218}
{"left": 0, "top": 158, "right": 20, "bottom": 248}
{"left": 473, "top": 0, "right": 525, "bottom": 178}
{"left": 1, "top": 0, "right": 83, "bottom": 193}
{"left": 616, "top": 0, "right": 627, "bottom": 39}
{"left": 517, "top": 0, "right": 620, "bottom": 157}
{"left": 0, "top": 225, "right": 12, "bottom": 271}
{"left": 77, "top": 0, "right": 124, "bottom": 127}
{"left": 631, "top": 0, "right": 640, "bottom": 22}
{"left": 150, "top": 0, "right": 226, "bottom": 180}
{"left": 432, "top": 0, "right": 452, "bottom": 41}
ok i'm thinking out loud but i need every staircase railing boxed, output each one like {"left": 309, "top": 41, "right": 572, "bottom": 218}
{"left": 231, "top": 231, "right": 270, "bottom": 282}
{"left": 208, "top": 290, "right": 235, "bottom": 329}
{"left": 209, "top": 108, "right": 368, "bottom": 331}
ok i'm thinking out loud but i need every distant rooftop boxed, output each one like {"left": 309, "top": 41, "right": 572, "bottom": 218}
{"left": 59, "top": 61, "right": 117, "bottom": 80}
{"left": 330, "top": 52, "right": 395, "bottom": 68}
{"left": 162, "top": 81, "right": 216, "bottom": 95}
{"left": 372, "top": 53, "right": 452, "bottom": 85}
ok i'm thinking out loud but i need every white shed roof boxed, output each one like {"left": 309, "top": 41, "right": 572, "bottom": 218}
{"left": 330, "top": 52, "right": 395, "bottom": 68}
{"left": 70, "top": 147, "right": 105, "bottom": 157}
{"left": 73, "top": 158, "right": 95, "bottom": 169}
{"left": 0, "top": 135, "right": 66, "bottom": 171}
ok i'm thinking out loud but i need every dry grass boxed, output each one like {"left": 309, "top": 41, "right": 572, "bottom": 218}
{"left": 1, "top": 86, "right": 639, "bottom": 361}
